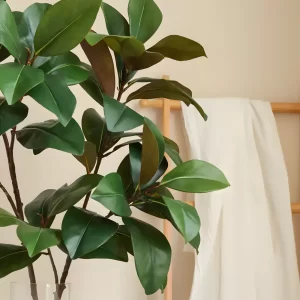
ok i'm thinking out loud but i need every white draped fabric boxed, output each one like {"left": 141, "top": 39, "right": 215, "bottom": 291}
{"left": 182, "top": 98, "right": 300, "bottom": 300}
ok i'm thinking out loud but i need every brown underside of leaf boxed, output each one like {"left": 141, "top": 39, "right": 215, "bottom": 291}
{"left": 81, "top": 39, "right": 115, "bottom": 97}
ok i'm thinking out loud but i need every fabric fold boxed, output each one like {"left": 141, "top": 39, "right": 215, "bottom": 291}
{"left": 182, "top": 98, "right": 300, "bottom": 300}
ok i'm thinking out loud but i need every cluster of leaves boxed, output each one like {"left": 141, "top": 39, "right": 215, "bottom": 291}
{"left": 0, "top": 0, "right": 229, "bottom": 296}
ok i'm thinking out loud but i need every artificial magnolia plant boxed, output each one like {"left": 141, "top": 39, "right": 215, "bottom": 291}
{"left": 0, "top": 0, "right": 229, "bottom": 298}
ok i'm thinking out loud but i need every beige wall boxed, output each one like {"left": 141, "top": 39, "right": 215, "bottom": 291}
{"left": 1, "top": 0, "right": 300, "bottom": 299}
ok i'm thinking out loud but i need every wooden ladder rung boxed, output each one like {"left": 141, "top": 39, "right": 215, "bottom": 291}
{"left": 187, "top": 201, "right": 300, "bottom": 214}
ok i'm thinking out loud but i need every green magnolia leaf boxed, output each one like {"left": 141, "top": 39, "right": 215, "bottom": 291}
{"left": 0, "top": 45, "right": 10, "bottom": 62}
{"left": 103, "top": 95, "right": 144, "bottom": 132}
{"left": 34, "top": 0, "right": 102, "bottom": 56}
{"left": 189, "top": 233, "right": 200, "bottom": 254}
{"left": 161, "top": 160, "right": 230, "bottom": 193}
{"left": 62, "top": 206, "right": 119, "bottom": 259}
{"left": 127, "top": 79, "right": 208, "bottom": 121}
{"left": 38, "top": 52, "right": 89, "bottom": 86}
{"left": 0, "top": 98, "right": 28, "bottom": 135}
{"left": 164, "top": 136, "right": 183, "bottom": 166}
{"left": 148, "top": 35, "right": 207, "bottom": 61}
{"left": 82, "top": 108, "right": 106, "bottom": 152}
{"left": 17, "top": 223, "right": 61, "bottom": 257}
{"left": 80, "top": 67, "right": 104, "bottom": 106}
{"left": 92, "top": 173, "right": 132, "bottom": 217}
{"left": 28, "top": 74, "right": 76, "bottom": 126}
{"left": 0, "top": 63, "right": 44, "bottom": 105}
{"left": 117, "top": 155, "right": 135, "bottom": 197}
{"left": 102, "top": 2, "right": 129, "bottom": 36}
{"left": 0, "top": 208, "right": 21, "bottom": 227}
{"left": 162, "top": 196, "right": 200, "bottom": 242}
{"left": 73, "top": 141, "right": 97, "bottom": 173}
{"left": 82, "top": 233, "right": 128, "bottom": 262}
{"left": 16, "top": 119, "right": 85, "bottom": 155}
{"left": 140, "top": 118, "right": 165, "bottom": 185}
{"left": 128, "top": 0, "right": 162, "bottom": 43}
{"left": 16, "top": 3, "right": 51, "bottom": 55}
{"left": 45, "top": 174, "right": 102, "bottom": 218}
{"left": 123, "top": 217, "right": 171, "bottom": 295}
{"left": 81, "top": 39, "right": 115, "bottom": 97}
{"left": 141, "top": 157, "right": 168, "bottom": 189}
{"left": 0, "top": 0, "right": 22, "bottom": 60}
{"left": 0, "top": 244, "right": 40, "bottom": 278}
{"left": 104, "top": 138, "right": 142, "bottom": 156}
{"left": 129, "top": 143, "right": 142, "bottom": 188}
{"left": 125, "top": 51, "right": 164, "bottom": 71}
{"left": 25, "top": 189, "right": 56, "bottom": 227}
{"left": 86, "top": 32, "right": 145, "bottom": 57}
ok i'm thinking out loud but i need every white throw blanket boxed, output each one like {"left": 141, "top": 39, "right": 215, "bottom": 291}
{"left": 182, "top": 98, "right": 300, "bottom": 300}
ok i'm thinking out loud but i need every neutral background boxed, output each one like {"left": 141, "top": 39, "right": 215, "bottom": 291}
{"left": 1, "top": 0, "right": 300, "bottom": 299}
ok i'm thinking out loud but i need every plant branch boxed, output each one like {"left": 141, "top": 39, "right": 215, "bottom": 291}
{"left": 2, "top": 132, "right": 38, "bottom": 300}
{"left": 3, "top": 131, "right": 24, "bottom": 220}
{"left": 0, "top": 182, "right": 18, "bottom": 217}
{"left": 82, "top": 153, "right": 102, "bottom": 209}
{"left": 47, "top": 249, "right": 59, "bottom": 284}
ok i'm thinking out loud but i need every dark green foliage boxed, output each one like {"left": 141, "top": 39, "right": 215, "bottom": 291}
{"left": 0, "top": 0, "right": 230, "bottom": 296}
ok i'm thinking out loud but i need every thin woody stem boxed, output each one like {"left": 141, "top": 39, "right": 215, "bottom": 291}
{"left": 2, "top": 132, "right": 38, "bottom": 300}
{"left": 0, "top": 182, "right": 18, "bottom": 217}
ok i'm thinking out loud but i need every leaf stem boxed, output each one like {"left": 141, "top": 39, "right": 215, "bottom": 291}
{"left": 0, "top": 182, "right": 18, "bottom": 217}
{"left": 47, "top": 249, "right": 59, "bottom": 284}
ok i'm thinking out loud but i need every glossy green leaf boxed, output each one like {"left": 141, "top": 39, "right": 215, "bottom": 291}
{"left": 129, "top": 143, "right": 142, "bottom": 188}
{"left": 189, "top": 233, "right": 200, "bottom": 254}
{"left": 62, "top": 206, "right": 118, "bottom": 259}
{"left": 39, "top": 52, "right": 89, "bottom": 86}
{"left": 73, "top": 142, "right": 97, "bottom": 173}
{"left": 82, "top": 108, "right": 106, "bottom": 152}
{"left": 0, "top": 208, "right": 20, "bottom": 227}
{"left": 128, "top": 0, "right": 162, "bottom": 43}
{"left": 104, "top": 138, "right": 142, "bottom": 156}
{"left": 46, "top": 174, "right": 102, "bottom": 218}
{"left": 82, "top": 233, "right": 128, "bottom": 262}
{"left": 0, "top": 63, "right": 44, "bottom": 105}
{"left": 17, "top": 223, "right": 61, "bottom": 257}
{"left": 0, "top": 244, "right": 40, "bottom": 278}
{"left": 25, "top": 189, "right": 56, "bottom": 228}
{"left": 92, "top": 173, "right": 132, "bottom": 217}
{"left": 81, "top": 39, "right": 115, "bottom": 97}
{"left": 127, "top": 79, "right": 207, "bottom": 121}
{"left": 141, "top": 157, "right": 168, "bottom": 189}
{"left": 28, "top": 74, "right": 76, "bottom": 126}
{"left": 117, "top": 155, "right": 135, "bottom": 197}
{"left": 148, "top": 35, "right": 207, "bottom": 61}
{"left": 102, "top": 2, "right": 129, "bottom": 36}
{"left": 0, "top": 0, "right": 22, "bottom": 60}
{"left": 86, "top": 32, "right": 145, "bottom": 57}
{"left": 125, "top": 51, "right": 164, "bottom": 71}
{"left": 34, "top": 0, "right": 102, "bottom": 56}
{"left": 103, "top": 94, "right": 144, "bottom": 132}
{"left": 123, "top": 217, "right": 171, "bottom": 295}
{"left": 164, "top": 136, "right": 183, "bottom": 166}
{"left": 16, "top": 3, "right": 51, "bottom": 55}
{"left": 161, "top": 160, "right": 230, "bottom": 193}
{"left": 0, "top": 45, "right": 10, "bottom": 62}
{"left": 0, "top": 98, "right": 28, "bottom": 135}
{"left": 140, "top": 118, "right": 165, "bottom": 185}
{"left": 162, "top": 196, "right": 200, "bottom": 242}
{"left": 16, "top": 119, "right": 85, "bottom": 155}
{"left": 80, "top": 69, "right": 104, "bottom": 106}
